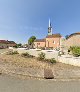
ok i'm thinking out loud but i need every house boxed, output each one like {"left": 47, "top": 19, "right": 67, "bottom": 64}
{"left": 34, "top": 19, "right": 62, "bottom": 50}
{"left": 0, "top": 40, "right": 16, "bottom": 49}
{"left": 64, "top": 32, "right": 80, "bottom": 49}
{"left": 7, "top": 41, "right": 17, "bottom": 47}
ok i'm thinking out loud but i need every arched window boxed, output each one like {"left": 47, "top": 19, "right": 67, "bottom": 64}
{"left": 53, "top": 41, "right": 55, "bottom": 44}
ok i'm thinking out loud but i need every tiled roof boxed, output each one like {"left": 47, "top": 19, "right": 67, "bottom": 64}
{"left": 8, "top": 41, "right": 16, "bottom": 44}
{"left": 0, "top": 40, "right": 8, "bottom": 44}
{"left": 46, "top": 34, "right": 62, "bottom": 38}
{"left": 0, "top": 40, "right": 16, "bottom": 44}
{"left": 34, "top": 39, "right": 46, "bottom": 42}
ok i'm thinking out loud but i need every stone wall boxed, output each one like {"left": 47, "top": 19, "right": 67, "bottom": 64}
{"left": 64, "top": 34, "right": 80, "bottom": 49}
{"left": 58, "top": 55, "right": 80, "bottom": 67}
{"left": 13, "top": 48, "right": 59, "bottom": 60}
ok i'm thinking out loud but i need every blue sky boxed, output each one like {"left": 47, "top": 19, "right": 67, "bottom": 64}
{"left": 0, "top": 0, "right": 80, "bottom": 44}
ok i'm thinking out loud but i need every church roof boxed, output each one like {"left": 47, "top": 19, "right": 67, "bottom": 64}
{"left": 34, "top": 39, "right": 46, "bottom": 42}
{"left": 46, "top": 33, "right": 62, "bottom": 38}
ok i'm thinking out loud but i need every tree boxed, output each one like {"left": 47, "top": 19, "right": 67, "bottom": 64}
{"left": 28, "top": 36, "right": 36, "bottom": 45}
{"left": 14, "top": 43, "right": 22, "bottom": 48}
{"left": 17, "top": 43, "right": 22, "bottom": 47}
{"left": 65, "top": 35, "right": 69, "bottom": 39}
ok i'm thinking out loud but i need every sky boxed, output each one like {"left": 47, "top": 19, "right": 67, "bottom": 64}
{"left": 0, "top": 0, "right": 80, "bottom": 44}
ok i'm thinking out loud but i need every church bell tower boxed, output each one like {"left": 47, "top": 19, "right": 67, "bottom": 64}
{"left": 48, "top": 19, "right": 52, "bottom": 35}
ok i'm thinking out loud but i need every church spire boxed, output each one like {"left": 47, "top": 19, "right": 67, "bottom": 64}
{"left": 48, "top": 19, "right": 52, "bottom": 35}
{"left": 49, "top": 19, "right": 51, "bottom": 27}
{"left": 49, "top": 18, "right": 51, "bottom": 27}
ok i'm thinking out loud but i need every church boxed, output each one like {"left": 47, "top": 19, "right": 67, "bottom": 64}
{"left": 34, "top": 19, "right": 62, "bottom": 50}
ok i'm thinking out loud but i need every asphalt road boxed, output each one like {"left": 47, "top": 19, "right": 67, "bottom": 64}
{"left": 0, "top": 74, "right": 80, "bottom": 92}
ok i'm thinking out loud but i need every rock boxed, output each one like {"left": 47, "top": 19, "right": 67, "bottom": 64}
{"left": 44, "top": 68, "right": 54, "bottom": 79}
{"left": 0, "top": 72, "right": 2, "bottom": 75}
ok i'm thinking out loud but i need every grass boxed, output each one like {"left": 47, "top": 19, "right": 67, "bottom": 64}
{"left": 0, "top": 54, "right": 50, "bottom": 69}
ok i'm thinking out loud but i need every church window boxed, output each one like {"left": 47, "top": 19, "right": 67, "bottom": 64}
{"left": 53, "top": 41, "right": 55, "bottom": 44}
{"left": 38, "top": 43, "right": 40, "bottom": 45}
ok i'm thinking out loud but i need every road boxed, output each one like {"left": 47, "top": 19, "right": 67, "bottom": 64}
{"left": 0, "top": 74, "right": 80, "bottom": 92}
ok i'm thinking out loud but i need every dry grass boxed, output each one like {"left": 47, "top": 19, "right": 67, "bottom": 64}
{"left": 0, "top": 54, "right": 50, "bottom": 69}
{"left": 0, "top": 54, "right": 79, "bottom": 70}
{"left": 0, "top": 48, "right": 80, "bottom": 72}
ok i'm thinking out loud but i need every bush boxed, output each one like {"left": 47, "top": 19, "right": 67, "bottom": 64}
{"left": 49, "top": 58, "right": 56, "bottom": 64}
{"left": 45, "top": 58, "right": 56, "bottom": 64}
{"left": 21, "top": 52, "right": 34, "bottom": 58}
{"left": 12, "top": 51, "right": 19, "bottom": 54}
{"left": 69, "top": 46, "right": 80, "bottom": 57}
{"left": 21, "top": 52, "right": 29, "bottom": 57}
{"left": 6, "top": 51, "right": 19, "bottom": 55}
{"left": 38, "top": 52, "right": 45, "bottom": 60}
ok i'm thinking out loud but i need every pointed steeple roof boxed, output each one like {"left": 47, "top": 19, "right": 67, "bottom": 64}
{"left": 49, "top": 18, "right": 51, "bottom": 27}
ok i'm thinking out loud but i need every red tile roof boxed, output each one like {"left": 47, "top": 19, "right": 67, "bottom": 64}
{"left": 0, "top": 40, "right": 16, "bottom": 44}
{"left": 0, "top": 40, "right": 8, "bottom": 44}
{"left": 46, "top": 34, "right": 62, "bottom": 38}
{"left": 34, "top": 39, "right": 46, "bottom": 42}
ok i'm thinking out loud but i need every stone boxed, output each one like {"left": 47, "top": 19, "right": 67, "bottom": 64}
{"left": 44, "top": 68, "right": 54, "bottom": 79}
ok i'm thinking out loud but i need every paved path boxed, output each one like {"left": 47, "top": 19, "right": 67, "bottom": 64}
{"left": 0, "top": 74, "right": 80, "bottom": 92}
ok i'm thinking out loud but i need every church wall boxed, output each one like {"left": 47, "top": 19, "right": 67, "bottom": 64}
{"left": 46, "top": 37, "right": 61, "bottom": 49}
{"left": 34, "top": 42, "right": 46, "bottom": 48}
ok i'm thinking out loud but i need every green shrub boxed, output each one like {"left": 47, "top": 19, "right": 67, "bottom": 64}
{"left": 12, "top": 51, "right": 19, "bottom": 54}
{"left": 45, "top": 58, "right": 56, "bottom": 64}
{"left": 69, "top": 46, "right": 80, "bottom": 57}
{"left": 49, "top": 58, "right": 56, "bottom": 64}
{"left": 38, "top": 52, "right": 45, "bottom": 60}
{"left": 21, "top": 52, "right": 30, "bottom": 57}
{"left": 21, "top": 52, "right": 34, "bottom": 58}
{"left": 7, "top": 51, "right": 19, "bottom": 55}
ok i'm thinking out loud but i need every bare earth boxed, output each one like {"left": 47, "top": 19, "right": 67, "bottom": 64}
{"left": 0, "top": 54, "right": 49, "bottom": 69}
{"left": 0, "top": 49, "right": 80, "bottom": 79}
{"left": 0, "top": 54, "right": 50, "bottom": 78}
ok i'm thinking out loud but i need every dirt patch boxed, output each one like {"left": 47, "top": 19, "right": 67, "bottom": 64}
{"left": 0, "top": 54, "right": 80, "bottom": 79}
{"left": 0, "top": 54, "right": 51, "bottom": 78}
{"left": 0, "top": 54, "right": 50, "bottom": 69}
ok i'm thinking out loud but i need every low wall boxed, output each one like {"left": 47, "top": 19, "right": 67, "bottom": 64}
{"left": 58, "top": 55, "right": 80, "bottom": 67}
{"left": 11, "top": 48, "right": 80, "bottom": 67}
{"left": 12, "top": 48, "right": 59, "bottom": 60}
